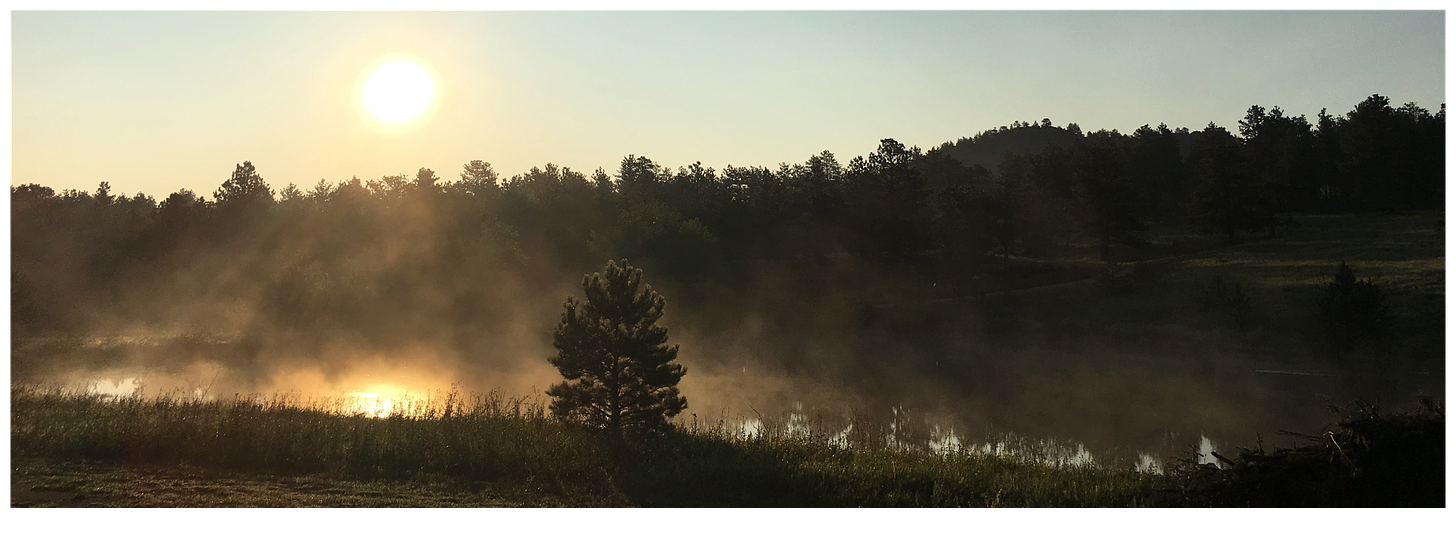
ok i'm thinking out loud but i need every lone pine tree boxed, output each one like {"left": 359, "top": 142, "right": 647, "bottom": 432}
{"left": 1316, "top": 261, "right": 1392, "bottom": 357}
{"left": 547, "top": 259, "right": 687, "bottom": 438}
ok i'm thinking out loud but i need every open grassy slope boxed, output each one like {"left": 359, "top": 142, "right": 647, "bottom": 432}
{"left": 935, "top": 211, "right": 1443, "bottom": 364}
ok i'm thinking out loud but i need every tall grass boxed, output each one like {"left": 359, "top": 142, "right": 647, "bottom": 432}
{"left": 11, "top": 385, "right": 620, "bottom": 503}
{"left": 13, "top": 384, "right": 1168, "bottom": 506}
{"left": 17, "top": 385, "right": 1440, "bottom": 506}
{"left": 616, "top": 432, "right": 1163, "bottom": 507}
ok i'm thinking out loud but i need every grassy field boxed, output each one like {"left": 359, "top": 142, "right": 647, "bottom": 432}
{"left": 949, "top": 211, "right": 1444, "bottom": 364}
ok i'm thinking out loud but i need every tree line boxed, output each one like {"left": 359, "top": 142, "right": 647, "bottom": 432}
{"left": 10, "top": 94, "right": 1443, "bottom": 341}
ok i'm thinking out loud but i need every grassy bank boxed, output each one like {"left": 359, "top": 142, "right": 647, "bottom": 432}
{"left": 12, "top": 386, "right": 1442, "bottom": 507}
{"left": 11, "top": 386, "right": 1161, "bottom": 507}
{"left": 933, "top": 211, "right": 1444, "bottom": 363}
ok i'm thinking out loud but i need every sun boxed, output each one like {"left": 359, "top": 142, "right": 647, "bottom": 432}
{"left": 361, "top": 60, "right": 434, "bottom": 123}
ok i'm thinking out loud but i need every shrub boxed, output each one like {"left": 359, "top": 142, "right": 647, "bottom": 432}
{"left": 1164, "top": 398, "right": 1443, "bottom": 507}
{"left": 1314, "top": 262, "right": 1391, "bottom": 356}
{"left": 1131, "top": 260, "right": 1168, "bottom": 283}
{"left": 1200, "top": 276, "right": 1253, "bottom": 329}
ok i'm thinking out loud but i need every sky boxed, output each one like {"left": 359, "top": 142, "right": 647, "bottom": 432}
{"left": 9, "top": 10, "right": 1446, "bottom": 197}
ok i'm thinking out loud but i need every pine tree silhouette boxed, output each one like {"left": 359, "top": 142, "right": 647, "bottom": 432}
{"left": 548, "top": 259, "right": 687, "bottom": 438}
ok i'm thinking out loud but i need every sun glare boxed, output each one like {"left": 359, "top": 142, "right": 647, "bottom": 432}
{"left": 361, "top": 60, "right": 434, "bottom": 123}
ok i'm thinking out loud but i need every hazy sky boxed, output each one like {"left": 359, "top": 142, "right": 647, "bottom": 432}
{"left": 10, "top": 11, "right": 1445, "bottom": 197}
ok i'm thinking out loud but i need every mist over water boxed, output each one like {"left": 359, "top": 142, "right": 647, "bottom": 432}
{"left": 15, "top": 297, "right": 1441, "bottom": 469}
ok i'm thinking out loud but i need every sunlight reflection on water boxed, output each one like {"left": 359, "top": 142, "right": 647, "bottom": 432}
{"left": 88, "top": 377, "right": 141, "bottom": 397}
{"left": 1196, "top": 435, "right": 1226, "bottom": 469}
{"left": 1135, "top": 452, "right": 1165, "bottom": 475}
{"left": 68, "top": 369, "right": 1223, "bottom": 474}
{"left": 347, "top": 392, "right": 395, "bottom": 418}
{"left": 723, "top": 400, "right": 1160, "bottom": 470}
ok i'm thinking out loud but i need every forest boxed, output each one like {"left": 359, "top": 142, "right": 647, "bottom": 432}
{"left": 11, "top": 94, "right": 1442, "bottom": 345}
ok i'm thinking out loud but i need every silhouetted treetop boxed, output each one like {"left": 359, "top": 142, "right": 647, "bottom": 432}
{"left": 213, "top": 161, "right": 274, "bottom": 209}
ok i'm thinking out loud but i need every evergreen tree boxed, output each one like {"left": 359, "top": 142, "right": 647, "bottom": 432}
{"left": 1239, "top": 105, "right": 1318, "bottom": 213}
{"left": 456, "top": 160, "right": 500, "bottom": 196}
{"left": 548, "top": 259, "right": 687, "bottom": 438}
{"left": 1189, "top": 123, "right": 1274, "bottom": 243}
{"left": 1127, "top": 123, "right": 1188, "bottom": 222}
{"left": 843, "top": 138, "right": 933, "bottom": 262}
{"left": 1315, "top": 262, "right": 1391, "bottom": 357}
{"left": 1070, "top": 135, "right": 1144, "bottom": 261}
{"left": 213, "top": 161, "right": 274, "bottom": 209}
